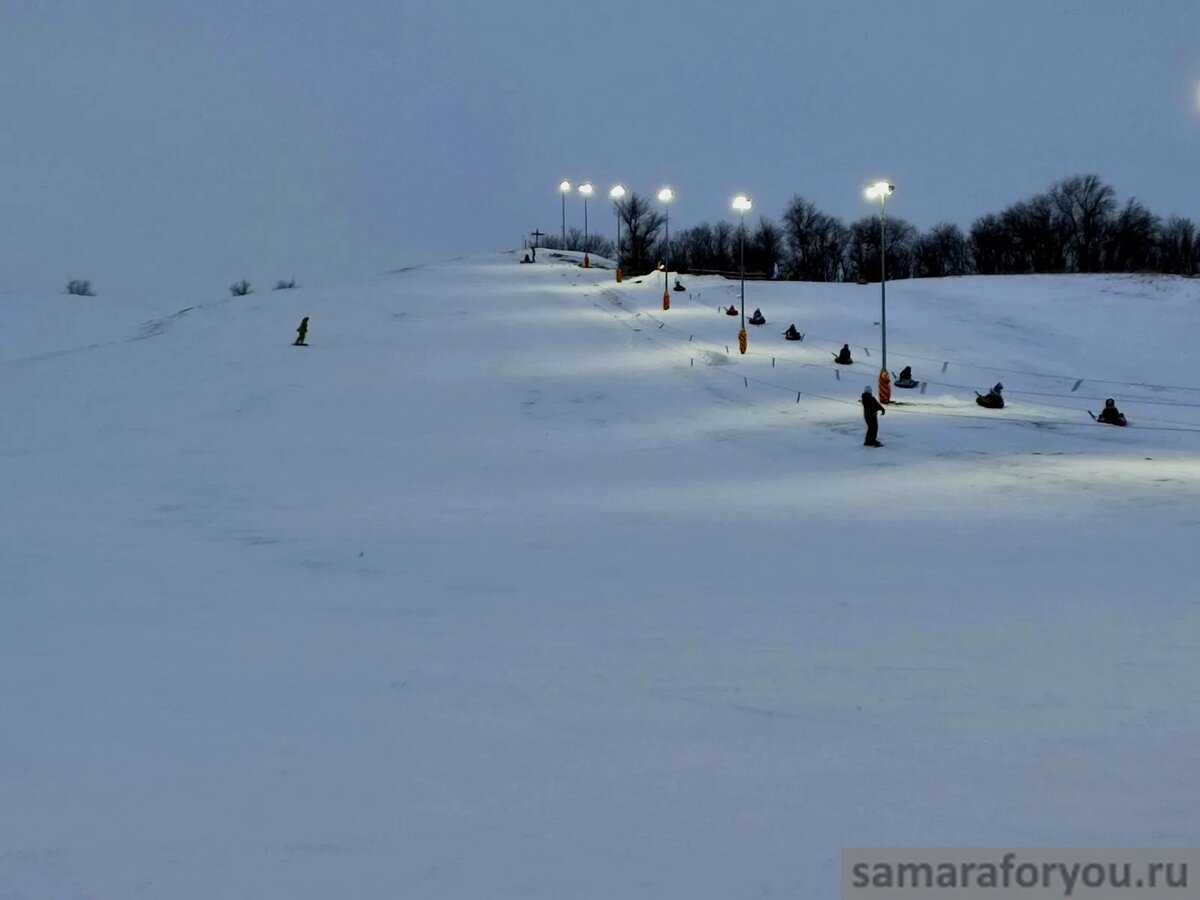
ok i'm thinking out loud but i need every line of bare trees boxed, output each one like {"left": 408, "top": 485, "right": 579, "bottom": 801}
{"left": 546, "top": 174, "right": 1199, "bottom": 281}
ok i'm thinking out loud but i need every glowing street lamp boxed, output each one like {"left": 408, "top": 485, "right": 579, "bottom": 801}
{"left": 865, "top": 180, "right": 895, "bottom": 402}
{"left": 578, "top": 182, "right": 594, "bottom": 267}
{"left": 610, "top": 184, "right": 626, "bottom": 281}
{"left": 657, "top": 186, "right": 674, "bottom": 310}
{"left": 732, "top": 194, "right": 752, "bottom": 354}
{"left": 558, "top": 180, "right": 571, "bottom": 246}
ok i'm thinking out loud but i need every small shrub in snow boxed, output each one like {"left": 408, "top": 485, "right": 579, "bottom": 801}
{"left": 67, "top": 279, "right": 95, "bottom": 296}
{"left": 273, "top": 279, "right": 297, "bottom": 290}
{"left": 229, "top": 280, "right": 253, "bottom": 296}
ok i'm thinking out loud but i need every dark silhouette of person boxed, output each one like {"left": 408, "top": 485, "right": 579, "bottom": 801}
{"left": 896, "top": 365, "right": 917, "bottom": 388}
{"left": 861, "top": 384, "right": 885, "bottom": 446}
{"left": 294, "top": 316, "right": 309, "bottom": 346}
{"left": 725, "top": 305, "right": 739, "bottom": 316}
{"left": 748, "top": 308, "right": 766, "bottom": 325}
{"left": 976, "top": 382, "right": 1004, "bottom": 409}
{"left": 1097, "top": 398, "right": 1127, "bottom": 426}
{"left": 835, "top": 344, "right": 853, "bottom": 365}
{"left": 784, "top": 324, "right": 802, "bottom": 341}
{"left": 521, "top": 252, "right": 532, "bottom": 263}
{"left": 673, "top": 278, "right": 686, "bottom": 291}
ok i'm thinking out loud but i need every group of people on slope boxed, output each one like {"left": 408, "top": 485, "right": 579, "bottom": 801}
{"left": 862, "top": 383, "right": 1128, "bottom": 447}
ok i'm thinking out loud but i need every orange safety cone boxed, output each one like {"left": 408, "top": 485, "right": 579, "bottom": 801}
{"left": 878, "top": 369, "right": 892, "bottom": 405}
{"left": 662, "top": 290, "right": 670, "bottom": 311}
{"left": 582, "top": 253, "right": 590, "bottom": 268}
{"left": 615, "top": 267, "right": 623, "bottom": 283}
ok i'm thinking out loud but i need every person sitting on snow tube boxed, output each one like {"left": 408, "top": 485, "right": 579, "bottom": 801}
{"left": 748, "top": 308, "right": 766, "bottom": 326}
{"left": 976, "top": 382, "right": 1005, "bottom": 409}
{"left": 1097, "top": 397, "right": 1127, "bottom": 426}
{"left": 725, "top": 304, "right": 739, "bottom": 316}
{"left": 895, "top": 365, "right": 918, "bottom": 388}
{"left": 673, "top": 278, "right": 686, "bottom": 291}
{"left": 783, "top": 324, "right": 802, "bottom": 341}
{"left": 834, "top": 343, "right": 853, "bottom": 365}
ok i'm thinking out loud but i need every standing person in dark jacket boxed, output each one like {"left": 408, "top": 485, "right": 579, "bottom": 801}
{"left": 861, "top": 384, "right": 885, "bottom": 447}
{"left": 294, "top": 316, "right": 309, "bottom": 346}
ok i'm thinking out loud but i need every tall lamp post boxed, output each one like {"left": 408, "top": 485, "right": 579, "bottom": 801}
{"left": 558, "top": 180, "right": 571, "bottom": 247}
{"left": 610, "top": 184, "right": 626, "bottom": 282}
{"left": 865, "top": 180, "right": 895, "bottom": 403}
{"left": 732, "top": 194, "right": 752, "bottom": 354}
{"left": 657, "top": 186, "right": 674, "bottom": 310}
{"left": 578, "top": 182, "right": 593, "bottom": 267}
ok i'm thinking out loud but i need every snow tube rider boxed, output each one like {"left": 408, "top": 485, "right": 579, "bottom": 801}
{"left": 976, "top": 382, "right": 1005, "bottom": 409}
{"left": 1097, "top": 398, "right": 1127, "bottom": 426}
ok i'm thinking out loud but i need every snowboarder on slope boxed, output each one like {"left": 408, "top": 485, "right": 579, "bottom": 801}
{"left": 862, "top": 384, "right": 885, "bottom": 447}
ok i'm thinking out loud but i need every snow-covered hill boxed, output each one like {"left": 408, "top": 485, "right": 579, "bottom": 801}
{"left": 3, "top": 253, "right": 1198, "bottom": 898}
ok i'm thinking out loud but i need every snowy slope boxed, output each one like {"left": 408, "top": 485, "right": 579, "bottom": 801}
{"left": 2, "top": 253, "right": 1199, "bottom": 899}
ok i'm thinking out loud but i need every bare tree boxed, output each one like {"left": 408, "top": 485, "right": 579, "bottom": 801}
{"left": 677, "top": 221, "right": 736, "bottom": 273}
{"left": 1001, "top": 194, "right": 1065, "bottom": 273}
{"left": 66, "top": 279, "right": 95, "bottom": 296}
{"left": 968, "top": 193, "right": 1066, "bottom": 275}
{"left": 748, "top": 218, "right": 784, "bottom": 277}
{"left": 1103, "top": 198, "right": 1159, "bottom": 272}
{"left": 914, "top": 223, "right": 970, "bottom": 277}
{"left": 781, "top": 195, "right": 848, "bottom": 281}
{"left": 1158, "top": 216, "right": 1197, "bottom": 276}
{"left": 654, "top": 232, "right": 689, "bottom": 275}
{"left": 617, "top": 194, "right": 664, "bottom": 275}
{"left": 230, "top": 280, "right": 253, "bottom": 296}
{"left": 678, "top": 223, "right": 712, "bottom": 272}
{"left": 847, "top": 215, "right": 916, "bottom": 283}
{"left": 968, "top": 213, "right": 1006, "bottom": 275}
{"left": 712, "top": 221, "right": 735, "bottom": 272}
{"left": 1051, "top": 174, "right": 1116, "bottom": 273}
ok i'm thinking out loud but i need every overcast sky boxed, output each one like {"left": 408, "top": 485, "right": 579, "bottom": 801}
{"left": 2, "top": 0, "right": 1198, "bottom": 300}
